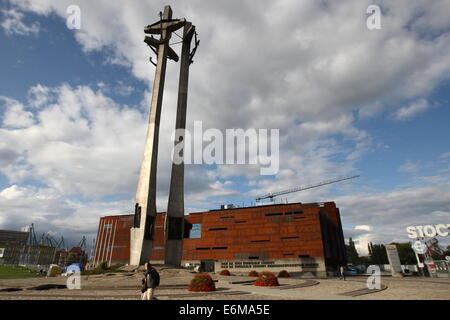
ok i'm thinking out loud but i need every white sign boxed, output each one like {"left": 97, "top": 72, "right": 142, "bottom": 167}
{"left": 406, "top": 224, "right": 450, "bottom": 238}
{"left": 0, "top": 248, "right": 4, "bottom": 258}
{"left": 445, "top": 256, "right": 450, "bottom": 262}
{"left": 412, "top": 241, "right": 427, "bottom": 254}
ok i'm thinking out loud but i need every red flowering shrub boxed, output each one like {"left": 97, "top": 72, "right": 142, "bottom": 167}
{"left": 278, "top": 270, "right": 290, "bottom": 278}
{"left": 253, "top": 271, "right": 280, "bottom": 287}
{"left": 188, "top": 273, "right": 216, "bottom": 292}
{"left": 219, "top": 269, "right": 231, "bottom": 276}
{"left": 248, "top": 271, "right": 259, "bottom": 277}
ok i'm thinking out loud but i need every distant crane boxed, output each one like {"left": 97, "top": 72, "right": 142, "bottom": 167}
{"left": 255, "top": 175, "right": 360, "bottom": 203}
{"left": 77, "top": 236, "right": 87, "bottom": 252}
{"left": 57, "top": 237, "right": 67, "bottom": 251}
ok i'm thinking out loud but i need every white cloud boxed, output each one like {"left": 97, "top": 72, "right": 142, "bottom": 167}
{"left": 0, "top": 8, "right": 40, "bottom": 36}
{"left": 1, "top": 96, "right": 35, "bottom": 128}
{"left": 0, "top": 185, "right": 27, "bottom": 200}
{"left": 0, "top": 82, "right": 237, "bottom": 218}
{"left": 399, "top": 160, "right": 420, "bottom": 173}
{"left": 393, "top": 99, "right": 430, "bottom": 121}
{"left": 0, "top": 84, "right": 148, "bottom": 197}
{"left": 440, "top": 151, "right": 450, "bottom": 159}
{"left": 3, "top": 2, "right": 447, "bottom": 193}
{"left": 0, "top": 184, "right": 131, "bottom": 245}
{"left": 27, "top": 84, "right": 52, "bottom": 108}
{"left": 114, "top": 81, "right": 135, "bottom": 97}
{"left": 355, "top": 225, "right": 372, "bottom": 232}
{"left": 8, "top": 0, "right": 450, "bottom": 121}
{"left": 338, "top": 183, "right": 450, "bottom": 253}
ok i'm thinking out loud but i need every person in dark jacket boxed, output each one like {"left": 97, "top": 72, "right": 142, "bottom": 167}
{"left": 141, "top": 262, "right": 160, "bottom": 300}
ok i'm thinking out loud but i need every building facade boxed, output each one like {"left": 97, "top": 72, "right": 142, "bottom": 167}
{"left": 92, "top": 202, "right": 346, "bottom": 277}
{"left": 0, "top": 230, "right": 29, "bottom": 265}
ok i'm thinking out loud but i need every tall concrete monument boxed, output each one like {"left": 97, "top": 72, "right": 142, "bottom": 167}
{"left": 165, "top": 22, "right": 197, "bottom": 266}
{"left": 130, "top": 6, "right": 198, "bottom": 266}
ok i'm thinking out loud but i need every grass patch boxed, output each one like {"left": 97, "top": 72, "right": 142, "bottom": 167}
{"left": 0, "top": 265, "right": 44, "bottom": 279}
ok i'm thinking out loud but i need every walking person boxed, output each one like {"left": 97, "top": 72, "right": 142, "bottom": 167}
{"left": 141, "top": 262, "right": 160, "bottom": 300}
{"left": 339, "top": 265, "right": 346, "bottom": 281}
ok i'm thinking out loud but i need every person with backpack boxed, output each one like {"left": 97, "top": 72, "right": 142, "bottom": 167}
{"left": 141, "top": 262, "right": 160, "bottom": 300}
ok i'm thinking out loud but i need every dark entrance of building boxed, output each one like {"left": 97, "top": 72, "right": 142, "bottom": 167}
{"left": 200, "top": 260, "right": 215, "bottom": 272}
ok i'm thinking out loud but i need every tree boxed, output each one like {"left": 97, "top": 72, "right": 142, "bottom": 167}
{"left": 346, "top": 237, "right": 360, "bottom": 265}
{"left": 368, "top": 242, "right": 388, "bottom": 265}
{"left": 391, "top": 242, "right": 416, "bottom": 264}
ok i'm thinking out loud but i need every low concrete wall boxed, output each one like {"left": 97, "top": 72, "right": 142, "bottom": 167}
{"left": 214, "top": 258, "right": 327, "bottom": 278}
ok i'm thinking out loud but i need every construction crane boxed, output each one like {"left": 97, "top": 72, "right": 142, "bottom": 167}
{"left": 255, "top": 175, "right": 360, "bottom": 203}
{"left": 77, "top": 236, "right": 87, "bottom": 252}
{"left": 57, "top": 237, "right": 66, "bottom": 251}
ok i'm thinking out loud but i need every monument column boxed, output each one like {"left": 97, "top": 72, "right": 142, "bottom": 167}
{"left": 130, "top": 6, "right": 185, "bottom": 266}
{"left": 164, "top": 23, "right": 196, "bottom": 266}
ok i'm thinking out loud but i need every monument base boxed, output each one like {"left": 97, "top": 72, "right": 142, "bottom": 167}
{"left": 130, "top": 228, "right": 153, "bottom": 265}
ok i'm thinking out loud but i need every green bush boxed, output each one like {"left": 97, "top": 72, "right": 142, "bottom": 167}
{"left": 81, "top": 262, "right": 126, "bottom": 275}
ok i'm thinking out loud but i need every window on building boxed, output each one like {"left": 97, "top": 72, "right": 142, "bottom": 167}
{"left": 265, "top": 213, "right": 282, "bottom": 216}
{"left": 286, "top": 211, "right": 303, "bottom": 215}
{"left": 208, "top": 227, "right": 228, "bottom": 231}
{"left": 186, "top": 223, "right": 202, "bottom": 239}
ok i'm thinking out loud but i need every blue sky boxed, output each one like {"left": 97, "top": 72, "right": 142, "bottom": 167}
{"left": 0, "top": 0, "right": 449, "bottom": 253}
{"left": 0, "top": 9, "right": 146, "bottom": 107}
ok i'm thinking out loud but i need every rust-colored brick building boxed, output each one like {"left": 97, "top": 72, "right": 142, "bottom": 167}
{"left": 92, "top": 202, "right": 346, "bottom": 277}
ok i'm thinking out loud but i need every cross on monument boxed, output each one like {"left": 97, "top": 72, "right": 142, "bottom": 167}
{"left": 130, "top": 5, "right": 199, "bottom": 267}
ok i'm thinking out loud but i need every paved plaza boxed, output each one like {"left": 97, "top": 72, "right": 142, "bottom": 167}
{"left": 0, "top": 268, "right": 449, "bottom": 300}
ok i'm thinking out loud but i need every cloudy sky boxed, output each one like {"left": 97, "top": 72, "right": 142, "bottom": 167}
{"left": 0, "top": 0, "right": 449, "bottom": 254}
